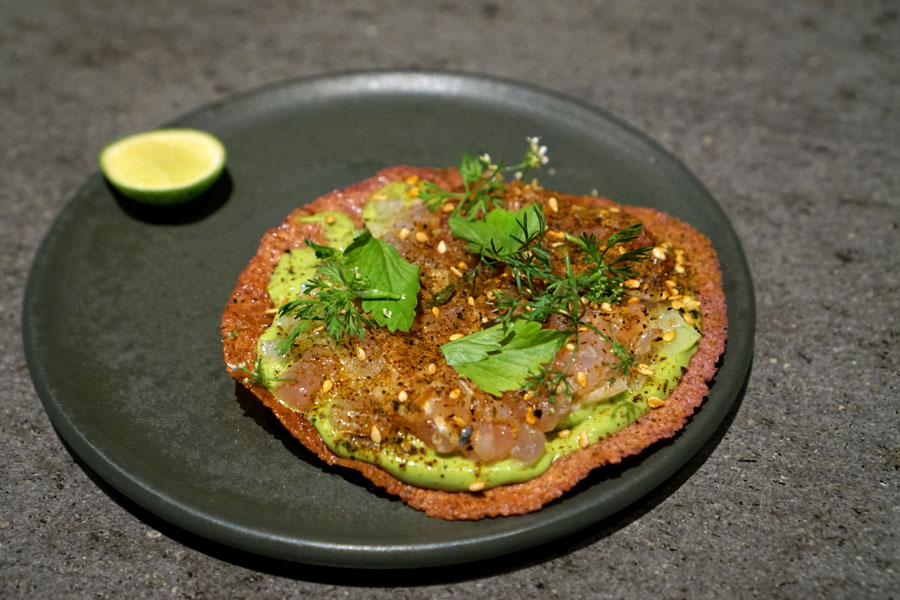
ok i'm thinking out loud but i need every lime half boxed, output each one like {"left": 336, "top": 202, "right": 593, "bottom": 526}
{"left": 99, "top": 128, "right": 226, "bottom": 204}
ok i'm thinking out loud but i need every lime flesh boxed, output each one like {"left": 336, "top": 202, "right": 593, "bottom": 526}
{"left": 99, "top": 128, "right": 226, "bottom": 204}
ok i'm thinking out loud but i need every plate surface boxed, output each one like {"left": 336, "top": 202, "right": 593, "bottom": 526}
{"left": 23, "top": 71, "right": 754, "bottom": 569}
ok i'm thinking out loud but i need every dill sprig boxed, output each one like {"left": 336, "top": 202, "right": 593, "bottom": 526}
{"left": 276, "top": 239, "right": 403, "bottom": 354}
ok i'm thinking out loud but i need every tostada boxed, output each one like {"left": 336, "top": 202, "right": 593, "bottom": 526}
{"left": 221, "top": 140, "right": 727, "bottom": 520}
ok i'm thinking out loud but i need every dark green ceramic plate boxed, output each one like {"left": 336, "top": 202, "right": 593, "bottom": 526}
{"left": 23, "top": 71, "right": 754, "bottom": 569}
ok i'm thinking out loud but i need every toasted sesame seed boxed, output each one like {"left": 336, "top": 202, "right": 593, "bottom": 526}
{"left": 551, "top": 242, "right": 566, "bottom": 248}
{"left": 448, "top": 333, "right": 464, "bottom": 341}
{"left": 415, "top": 231, "right": 429, "bottom": 243}
{"left": 437, "top": 240, "right": 447, "bottom": 254}
{"left": 647, "top": 396, "right": 666, "bottom": 408}
{"left": 523, "top": 390, "right": 535, "bottom": 401}
{"left": 431, "top": 306, "right": 440, "bottom": 317}
{"left": 566, "top": 342, "right": 576, "bottom": 352}
{"left": 325, "top": 213, "right": 336, "bottom": 224}
{"left": 450, "top": 266, "right": 464, "bottom": 277}
{"left": 548, "top": 230, "right": 567, "bottom": 240}
{"left": 625, "top": 278, "right": 641, "bottom": 289}
{"left": 557, "top": 429, "right": 571, "bottom": 438}
{"left": 579, "top": 430, "right": 590, "bottom": 448}
{"left": 608, "top": 206, "right": 620, "bottom": 213}
{"left": 671, "top": 300, "right": 685, "bottom": 310}
{"left": 525, "top": 408, "right": 537, "bottom": 425}
{"left": 399, "top": 227, "right": 410, "bottom": 240}
{"left": 406, "top": 187, "right": 420, "bottom": 198}
{"left": 467, "top": 296, "right": 475, "bottom": 306}
{"left": 442, "top": 202, "right": 456, "bottom": 213}
{"left": 457, "top": 261, "right": 467, "bottom": 270}
{"left": 449, "top": 388, "right": 461, "bottom": 399}
{"left": 576, "top": 371, "right": 588, "bottom": 388}
{"left": 636, "top": 363, "right": 655, "bottom": 376}
{"left": 264, "top": 307, "right": 278, "bottom": 315}
{"left": 685, "top": 299, "right": 701, "bottom": 311}
{"left": 600, "top": 302, "right": 613, "bottom": 312}
{"left": 356, "top": 346, "right": 367, "bottom": 361}
{"left": 405, "top": 175, "right": 420, "bottom": 185}
{"left": 321, "top": 379, "right": 334, "bottom": 393}
{"left": 426, "top": 363, "right": 437, "bottom": 375}
{"left": 627, "top": 296, "right": 641, "bottom": 305}
{"left": 662, "top": 330, "right": 676, "bottom": 343}
{"left": 398, "top": 390, "right": 408, "bottom": 402}
{"left": 468, "top": 481, "right": 486, "bottom": 492}
{"left": 665, "top": 279, "right": 677, "bottom": 288}
{"left": 683, "top": 312, "right": 695, "bottom": 325}
{"left": 481, "top": 316, "right": 488, "bottom": 323}
{"left": 451, "top": 415, "right": 466, "bottom": 427}
{"left": 370, "top": 425, "right": 382, "bottom": 444}
{"left": 652, "top": 247, "right": 667, "bottom": 260}
{"left": 548, "top": 196, "right": 559, "bottom": 212}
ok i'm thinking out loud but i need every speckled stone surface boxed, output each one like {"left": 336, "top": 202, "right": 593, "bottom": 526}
{"left": 1, "top": 1, "right": 897, "bottom": 598}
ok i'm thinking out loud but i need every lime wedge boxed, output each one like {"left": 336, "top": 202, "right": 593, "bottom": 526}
{"left": 99, "top": 128, "right": 226, "bottom": 204}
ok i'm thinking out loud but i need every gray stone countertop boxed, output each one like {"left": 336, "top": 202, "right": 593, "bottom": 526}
{"left": 1, "top": 1, "right": 897, "bottom": 598}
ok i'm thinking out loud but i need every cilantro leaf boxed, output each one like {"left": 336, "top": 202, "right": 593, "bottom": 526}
{"left": 343, "top": 229, "right": 420, "bottom": 332}
{"left": 448, "top": 204, "right": 545, "bottom": 258}
{"left": 440, "top": 319, "right": 569, "bottom": 396}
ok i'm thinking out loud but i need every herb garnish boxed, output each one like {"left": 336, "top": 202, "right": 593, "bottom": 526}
{"left": 442, "top": 192, "right": 651, "bottom": 400}
{"left": 419, "top": 137, "right": 549, "bottom": 218}
{"left": 277, "top": 229, "right": 420, "bottom": 352}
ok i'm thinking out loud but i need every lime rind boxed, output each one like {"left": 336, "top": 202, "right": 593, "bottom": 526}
{"left": 99, "top": 128, "right": 227, "bottom": 205}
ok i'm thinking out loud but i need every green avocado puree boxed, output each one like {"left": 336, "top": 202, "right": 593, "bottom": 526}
{"left": 266, "top": 211, "right": 356, "bottom": 306}
{"left": 257, "top": 183, "right": 701, "bottom": 491}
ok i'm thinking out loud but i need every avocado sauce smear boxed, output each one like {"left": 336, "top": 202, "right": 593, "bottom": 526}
{"left": 257, "top": 180, "right": 701, "bottom": 491}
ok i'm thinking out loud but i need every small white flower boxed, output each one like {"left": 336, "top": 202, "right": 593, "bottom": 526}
{"left": 523, "top": 136, "right": 549, "bottom": 169}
